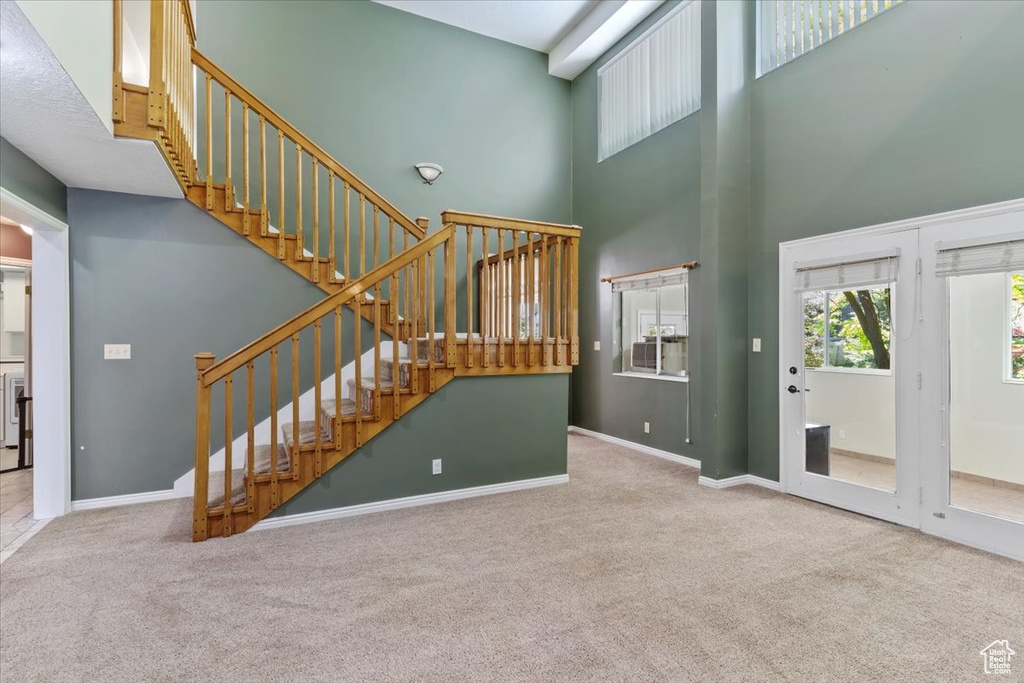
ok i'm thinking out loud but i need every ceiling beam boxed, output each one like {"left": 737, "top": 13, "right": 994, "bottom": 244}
{"left": 548, "top": 0, "right": 664, "bottom": 80}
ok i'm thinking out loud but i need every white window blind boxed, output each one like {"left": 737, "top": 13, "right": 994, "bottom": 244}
{"left": 794, "top": 250, "right": 900, "bottom": 292}
{"left": 598, "top": 1, "right": 701, "bottom": 162}
{"left": 935, "top": 235, "right": 1024, "bottom": 277}
{"left": 611, "top": 267, "right": 689, "bottom": 293}
{"left": 757, "top": 0, "right": 904, "bottom": 76}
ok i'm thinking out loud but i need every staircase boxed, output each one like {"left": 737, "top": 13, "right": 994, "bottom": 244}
{"left": 112, "top": 0, "right": 581, "bottom": 540}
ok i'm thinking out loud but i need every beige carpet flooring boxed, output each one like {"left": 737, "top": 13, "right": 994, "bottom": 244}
{"left": 1, "top": 435, "right": 1021, "bottom": 682}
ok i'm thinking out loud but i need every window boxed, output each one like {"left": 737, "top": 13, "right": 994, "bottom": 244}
{"left": 803, "top": 286, "right": 891, "bottom": 371}
{"left": 757, "top": 0, "right": 904, "bottom": 77}
{"left": 1009, "top": 272, "right": 1024, "bottom": 381}
{"left": 611, "top": 268, "right": 690, "bottom": 380}
{"left": 598, "top": 0, "right": 701, "bottom": 162}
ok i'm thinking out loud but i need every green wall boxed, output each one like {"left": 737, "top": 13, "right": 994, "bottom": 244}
{"left": 196, "top": 0, "right": 571, "bottom": 228}
{"left": 570, "top": 1, "right": 704, "bottom": 460}
{"left": 0, "top": 135, "right": 67, "bottom": 222}
{"left": 747, "top": 0, "right": 1024, "bottom": 480}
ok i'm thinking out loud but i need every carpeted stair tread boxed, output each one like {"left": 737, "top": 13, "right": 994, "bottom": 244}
{"left": 207, "top": 468, "right": 246, "bottom": 508}
{"left": 320, "top": 397, "right": 358, "bottom": 419}
{"left": 281, "top": 419, "right": 332, "bottom": 449}
{"left": 253, "top": 443, "right": 290, "bottom": 474}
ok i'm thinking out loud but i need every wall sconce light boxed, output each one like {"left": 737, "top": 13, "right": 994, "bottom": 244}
{"left": 414, "top": 163, "right": 443, "bottom": 185}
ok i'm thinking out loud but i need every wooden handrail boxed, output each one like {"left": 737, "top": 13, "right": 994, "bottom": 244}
{"left": 202, "top": 224, "right": 454, "bottom": 385}
{"left": 441, "top": 210, "right": 582, "bottom": 238}
{"left": 192, "top": 49, "right": 426, "bottom": 241}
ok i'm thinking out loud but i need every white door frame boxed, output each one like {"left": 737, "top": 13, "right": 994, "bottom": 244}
{"left": 0, "top": 187, "right": 71, "bottom": 520}
{"left": 778, "top": 198, "right": 1024, "bottom": 554}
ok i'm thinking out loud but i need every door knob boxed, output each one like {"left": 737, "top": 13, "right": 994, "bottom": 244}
{"left": 787, "top": 385, "right": 799, "bottom": 394}
{"left": 789, "top": 366, "right": 798, "bottom": 375}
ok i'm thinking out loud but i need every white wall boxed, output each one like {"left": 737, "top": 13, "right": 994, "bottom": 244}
{"left": 949, "top": 272, "right": 1024, "bottom": 485}
{"left": 16, "top": 0, "right": 113, "bottom": 134}
{"left": 805, "top": 370, "right": 896, "bottom": 459}
{"left": 806, "top": 272, "right": 1024, "bottom": 486}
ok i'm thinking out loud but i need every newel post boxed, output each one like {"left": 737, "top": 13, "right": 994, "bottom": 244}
{"left": 192, "top": 352, "right": 215, "bottom": 541}
{"left": 147, "top": 0, "right": 167, "bottom": 129}
{"left": 444, "top": 227, "right": 457, "bottom": 367}
{"left": 416, "top": 217, "right": 430, "bottom": 337}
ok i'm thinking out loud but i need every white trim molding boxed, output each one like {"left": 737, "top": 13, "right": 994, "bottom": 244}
{"left": 568, "top": 425, "right": 700, "bottom": 469}
{"left": 698, "top": 474, "right": 782, "bottom": 491}
{"left": 252, "top": 474, "right": 569, "bottom": 532}
{"left": 0, "top": 187, "right": 68, "bottom": 232}
{"left": 568, "top": 426, "right": 782, "bottom": 491}
{"left": 71, "top": 488, "right": 185, "bottom": 512}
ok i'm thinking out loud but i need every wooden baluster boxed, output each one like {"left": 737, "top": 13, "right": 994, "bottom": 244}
{"left": 295, "top": 144, "right": 303, "bottom": 256}
{"left": 554, "top": 236, "right": 563, "bottom": 366}
{"left": 192, "top": 352, "right": 215, "bottom": 542}
{"left": 343, "top": 182, "right": 351, "bottom": 282}
{"left": 391, "top": 272, "right": 401, "bottom": 417}
{"left": 148, "top": 0, "right": 166, "bottom": 130}
{"left": 313, "top": 319, "right": 322, "bottom": 477}
{"left": 570, "top": 236, "right": 580, "bottom": 365}
{"left": 373, "top": 283, "right": 382, "bottom": 421}
{"left": 497, "top": 229, "right": 505, "bottom": 367}
{"left": 242, "top": 102, "right": 250, "bottom": 235}
{"left": 403, "top": 230, "right": 410, "bottom": 340}
{"left": 223, "top": 375, "right": 233, "bottom": 536}
{"left": 410, "top": 255, "right": 420, "bottom": 394}
{"left": 291, "top": 333, "right": 300, "bottom": 480}
{"left": 311, "top": 158, "right": 319, "bottom": 282}
{"left": 204, "top": 72, "right": 212, "bottom": 209}
{"left": 428, "top": 247, "right": 436, "bottom": 391}
{"left": 246, "top": 361, "right": 254, "bottom": 513}
{"left": 389, "top": 218, "right": 395, "bottom": 260}
{"left": 113, "top": 0, "right": 124, "bottom": 124}
{"left": 540, "top": 235, "right": 549, "bottom": 366}
{"left": 354, "top": 294, "right": 363, "bottom": 445}
{"left": 527, "top": 232, "right": 535, "bottom": 366}
{"left": 359, "top": 195, "right": 366, "bottom": 278}
{"left": 269, "top": 347, "right": 279, "bottom": 508}
{"left": 328, "top": 171, "right": 336, "bottom": 283}
{"left": 277, "top": 130, "right": 285, "bottom": 259}
{"left": 445, "top": 229, "right": 456, "bottom": 367}
{"left": 224, "top": 89, "right": 232, "bottom": 211}
{"left": 373, "top": 206, "right": 380, "bottom": 270}
{"left": 389, "top": 218, "right": 396, "bottom": 324}
{"left": 465, "top": 225, "right": 473, "bottom": 368}
{"left": 259, "top": 116, "right": 268, "bottom": 236}
{"left": 481, "top": 228, "right": 489, "bottom": 368}
{"left": 512, "top": 230, "right": 520, "bottom": 367}
{"left": 334, "top": 305, "right": 343, "bottom": 449}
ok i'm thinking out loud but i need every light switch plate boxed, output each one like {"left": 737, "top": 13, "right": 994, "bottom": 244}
{"left": 432, "top": 458, "right": 442, "bottom": 475}
{"left": 752, "top": 338, "right": 762, "bottom": 353}
{"left": 644, "top": 422, "right": 650, "bottom": 434}
{"left": 593, "top": 341, "right": 601, "bottom": 351}
{"left": 104, "top": 344, "right": 131, "bottom": 360}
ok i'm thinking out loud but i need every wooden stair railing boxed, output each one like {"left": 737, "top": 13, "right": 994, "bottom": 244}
{"left": 112, "top": 0, "right": 426, "bottom": 298}
{"left": 194, "top": 214, "right": 581, "bottom": 540}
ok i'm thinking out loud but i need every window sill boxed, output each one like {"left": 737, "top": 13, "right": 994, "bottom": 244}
{"left": 805, "top": 367, "right": 892, "bottom": 377}
{"left": 613, "top": 371, "right": 689, "bottom": 383}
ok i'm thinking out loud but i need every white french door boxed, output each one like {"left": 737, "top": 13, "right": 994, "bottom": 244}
{"left": 919, "top": 216, "right": 1024, "bottom": 560}
{"left": 780, "top": 202, "right": 1024, "bottom": 560}
{"left": 781, "top": 229, "right": 921, "bottom": 527}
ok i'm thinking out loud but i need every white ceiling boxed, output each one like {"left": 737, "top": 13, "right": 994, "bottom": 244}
{"left": 374, "top": 0, "right": 664, "bottom": 79}
{"left": 375, "top": 0, "right": 598, "bottom": 53}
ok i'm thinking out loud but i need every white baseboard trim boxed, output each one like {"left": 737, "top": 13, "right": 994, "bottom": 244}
{"left": 71, "top": 488, "right": 187, "bottom": 512}
{"left": 250, "top": 473, "right": 569, "bottom": 532}
{"left": 567, "top": 426, "right": 700, "bottom": 470}
{"left": 567, "top": 426, "right": 782, "bottom": 492}
{"left": 698, "top": 474, "right": 782, "bottom": 491}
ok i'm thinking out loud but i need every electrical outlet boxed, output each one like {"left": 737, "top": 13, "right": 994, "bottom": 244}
{"left": 104, "top": 344, "right": 131, "bottom": 360}
{"left": 644, "top": 422, "right": 650, "bottom": 434}
{"left": 432, "top": 458, "right": 442, "bottom": 475}
{"left": 839, "top": 429, "right": 846, "bottom": 439}
{"left": 752, "top": 338, "right": 762, "bottom": 352}
{"left": 593, "top": 341, "right": 601, "bottom": 351}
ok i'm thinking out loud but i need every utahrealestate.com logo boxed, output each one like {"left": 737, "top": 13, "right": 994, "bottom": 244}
{"left": 980, "top": 640, "right": 1015, "bottom": 675}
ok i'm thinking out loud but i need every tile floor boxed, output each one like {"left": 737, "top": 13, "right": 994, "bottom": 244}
{"left": 828, "top": 452, "right": 1024, "bottom": 522}
{"left": 0, "top": 468, "right": 49, "bottom": 564}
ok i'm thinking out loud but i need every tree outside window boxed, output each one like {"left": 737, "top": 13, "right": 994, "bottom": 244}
{"left": 1011, "top": 273, "right": 1024, "bottom": 381}
{"left": 803, "top": 286, "right": 891, "bottom": 370}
